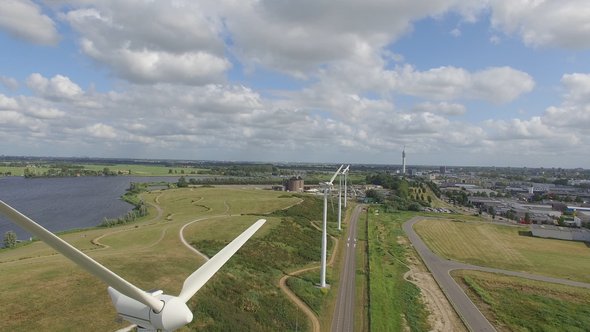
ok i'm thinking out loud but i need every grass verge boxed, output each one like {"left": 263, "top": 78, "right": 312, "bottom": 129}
{"left": 367, "top": 208, "right": 429, "bottom": 331}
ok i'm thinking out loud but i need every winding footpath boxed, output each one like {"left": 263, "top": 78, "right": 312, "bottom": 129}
{"left": 404, "top": 217, "right": 590, "bottom": 332}
{"left": 278, "top": 220, "right": 340, "bottom": 332}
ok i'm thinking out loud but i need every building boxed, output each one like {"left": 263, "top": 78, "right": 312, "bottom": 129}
{"left": 285, "top": 176, "right": 304, "bottom": 192}
{"left": 531, "top": 224, "right": 590, "bottom": 242}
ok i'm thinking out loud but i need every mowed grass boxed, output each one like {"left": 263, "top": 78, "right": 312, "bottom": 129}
{"left": 368, "top": 209, "right": 429, "bottom": 332}
{"left": 414, "top": 218, "right": 590, "bottom": 283}
{"left": 453, "top": 270, "right": 590, "bottom": 332}
{"left": 81, "top": 163, "right": 210, "bottom": 176}
{"left": 0, "top": 187, "right": 302, "bottom": 331}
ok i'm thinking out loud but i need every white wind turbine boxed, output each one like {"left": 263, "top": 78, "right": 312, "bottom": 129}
{"left": 320, "top": 164, "right": 343, "bottom": 288}
{"left": 337, "top": 165, "right": 350, "bottom": 231}
{"left": 0, "top": 200, "right": 265, "bottom": 332}
{"left": 343, "top": 165, "right": 350, "bottom": 208}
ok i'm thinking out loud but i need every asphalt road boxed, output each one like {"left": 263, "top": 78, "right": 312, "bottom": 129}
{"left": 404, "top": 216, "right": 590, "bottom": 332}
{"left": 331, "top": 205, "right": 363, "bottom": 332}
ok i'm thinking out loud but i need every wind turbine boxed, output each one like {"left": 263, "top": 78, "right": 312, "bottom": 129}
{"left": 337, "top": 165, "right": 350, "bottom": 231}
{"left": 0, "top": 200, "right": 265, "bottom": 331}
{"left": 320, "top": 164, "right": 343, "bottom": 288}
{"left": 343, "top": 165, "right": 350, "bottom": 208}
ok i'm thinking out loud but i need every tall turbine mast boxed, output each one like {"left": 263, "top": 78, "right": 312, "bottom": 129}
{"left": 343, "top": 165, "right": 350, "bottom": 208}
{"left": 338, "top": 165, "right": 350, "bottom": 231}
{"left": 320, "top": 164, "right": 343, "bottom": 288}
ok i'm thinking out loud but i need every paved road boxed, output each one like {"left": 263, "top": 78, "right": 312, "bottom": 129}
{"left": 404, "top": 217, "right": 590, "bottom": 332}
{"left": 331, "top": 205, "right": 363, "bottom": 332}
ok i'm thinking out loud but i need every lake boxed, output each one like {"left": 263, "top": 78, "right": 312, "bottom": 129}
{"left": 0, "top": 176, "right": 186, "bottom": 243}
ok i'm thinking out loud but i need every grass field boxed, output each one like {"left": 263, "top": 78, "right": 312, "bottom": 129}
{"left": 414, "top": 218, "right": 590, "bottom": 283}
{"left": 453, "top": 270, "right": 590, "bottom": 332}
{"left": 0, "top": 187, "right": 325, "bottom": 331}
{"left": 367, "top": 208, "right": 429, "bottom": 332}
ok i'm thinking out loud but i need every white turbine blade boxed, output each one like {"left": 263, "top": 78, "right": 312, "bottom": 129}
{"left": 0, "top": 200, "right": 163, "bottom": 313}
{"left": 328, "top": 165, "right": 344, "bottom": 185}
{"left": 178, "top": 219, "right": 266, "bottom": 303}
{"left": 342, "top": 165, "right": 350, "bottom": 174}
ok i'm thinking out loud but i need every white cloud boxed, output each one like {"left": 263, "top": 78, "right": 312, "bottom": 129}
{"left": 85, "top": 123, "right": 117, "bottom": 139}
{"left": 63, "top": 1, "right": 230, "bottom": 84}
{"left": 412, "top": 102, "right": 467, "bottom": 115}
{"left": 218, "top": 0, "right": 487, "bottom": 77}
{"left": 450, "top": 28, "right": 462, "bottom": 37}
{"left": 0, "top": 94, "right": 19, "bottom": 109}
{"left": 25, "top": 106, "right": 66, "bottom": 119}
{"left": 0, "top": 76, "right": 19, "bottom": 90}
{"left": 26, "top": 73, "right": 84, "bottom": 100}
{"left": 490, "top": 0, "right": 590, "bottom": 49}
{"left": 395, "top": 65, "right": 534, "bottom": 103}
{"left": 0, "top": 0, "right": 59, "bottom": 45}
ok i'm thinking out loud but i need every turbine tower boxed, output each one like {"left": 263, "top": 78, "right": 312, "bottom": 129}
{"left": 402, "top": 146, "right": 406, "bottom": 175}
{"left": 0, "top": 201, "right": 265, "bottom": 331}
{"left": 343, "top": 165, "right": 350, "bottom": 208}
{"left": 320, "top": 165, "right": 343, "bottom": 288}
{"left": 338, "top": 165, "right": 350, "bottom": 230}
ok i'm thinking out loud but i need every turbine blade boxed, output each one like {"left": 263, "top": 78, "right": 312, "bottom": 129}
{"left": 328, "top": 165, "right": 344, "bottom": 185}
{"left": 178, "top": 219, "right": 266, "bottom": 303}
{"left": 0, "top": 201, "right": 163, "bottom": 313}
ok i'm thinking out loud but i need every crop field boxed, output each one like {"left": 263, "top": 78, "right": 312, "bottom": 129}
{"left": 453, "top": 270, "right": 590, "bottom": 331}
{"left": 367, "top": 209, "right": 429, "bottom": 332}
{"left": 414, "top": 218, "right": 590, "bottom": 283}
{"left": 0, "top": 187, "right": 331, "bottom": 331}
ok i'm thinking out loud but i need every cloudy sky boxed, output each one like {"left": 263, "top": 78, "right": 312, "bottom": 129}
{"left": 0, "top": 0, "right": 589, "bottom": 167}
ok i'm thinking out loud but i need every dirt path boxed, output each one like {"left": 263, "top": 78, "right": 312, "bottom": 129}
{"left": 91, "top": 193, "right": 165, "bottom": 249}
{"left": 278, "top": 221, "right": 339, "bottom": 332}
{"left": 400, "top": 236, "right": 466, "bottom": 332}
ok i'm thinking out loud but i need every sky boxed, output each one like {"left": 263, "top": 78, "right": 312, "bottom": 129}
{"left": 0, "top": 1, "right": 589, "bottom": 168}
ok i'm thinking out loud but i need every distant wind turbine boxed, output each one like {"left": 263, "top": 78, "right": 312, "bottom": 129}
{"left": 343, "top": 165, "right": 350, "bottom": 208}
{"left": 0, "top": 200, "right": 265, "bottom": 332}
{"left": 338, "top": 165, "right": 350, "bottom": 231}
{"left": 320, "top": 165, "right": 343, "bottom": 288}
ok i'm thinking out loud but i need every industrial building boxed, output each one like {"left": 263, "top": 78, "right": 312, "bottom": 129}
{"left": 285, "top": 176, "right": 304, "bottom": 192}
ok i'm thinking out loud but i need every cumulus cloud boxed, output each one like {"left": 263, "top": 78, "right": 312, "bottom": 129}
{"left": 217, "top": 0, "right": 486, "bottom": 77}
{"left": 395, "top": 65, "right": 534, "bottom": 103}
{"left": 26, "top": 73, "right": 84, "bottom": 100}
{"left": 63, "top": 1, "right": 230, "bottom": 84}
{"left": 412, "top": 102, "right": 467, "bottom": 115}
{"left": 490, "top": 0, "right": 590, "bottom": 49}
{"left": 0, "top": 0, "right": 60, "bottom": 45}
{"left": 0, "top": 94, "right": 19, "bottom": 110}
{"left": 0, "top": 76, "right": 19, "bottom": 90}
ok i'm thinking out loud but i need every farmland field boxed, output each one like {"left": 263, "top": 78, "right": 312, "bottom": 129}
{"left": 414, "top": 218, "right": 590, "bottom": 283}
{"left": 453, "top": 270, "right": 590, "bottom": 332}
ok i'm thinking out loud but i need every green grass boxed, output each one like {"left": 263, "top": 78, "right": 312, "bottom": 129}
{"left": 368, "top": 209, "right": 429, "bottom": 332}
{"left": 81, "top": 163, "right": 210, "bottom": 176}
{"left": 453, "top": 270, "right": 590, "bottom": 332}
{"left": 0, "top": 187, "right": 309, "bottom": 331}
{"left": 0, "top": 163, "right": 210, "bottom": 177}
{"left": 414, "top": 218, "right": 590, "bottom": 282}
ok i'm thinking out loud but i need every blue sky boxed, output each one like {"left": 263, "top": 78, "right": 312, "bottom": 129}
{"left": 0, "top": 0, "right": 589, "bottom": 167}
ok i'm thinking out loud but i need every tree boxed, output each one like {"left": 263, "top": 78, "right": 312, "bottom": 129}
{"left": 177, "top": 176, "right": 188, "bottom": 188}
{"left": 3, "top": 231, "right": 17, "bottom": 248}
{"left": 524, "top": 212, "right": 531, "bottom": 223}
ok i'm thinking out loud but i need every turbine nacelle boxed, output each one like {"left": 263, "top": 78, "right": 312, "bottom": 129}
{"left": 108, "top": 288, "right": 192, "bottom": 331}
